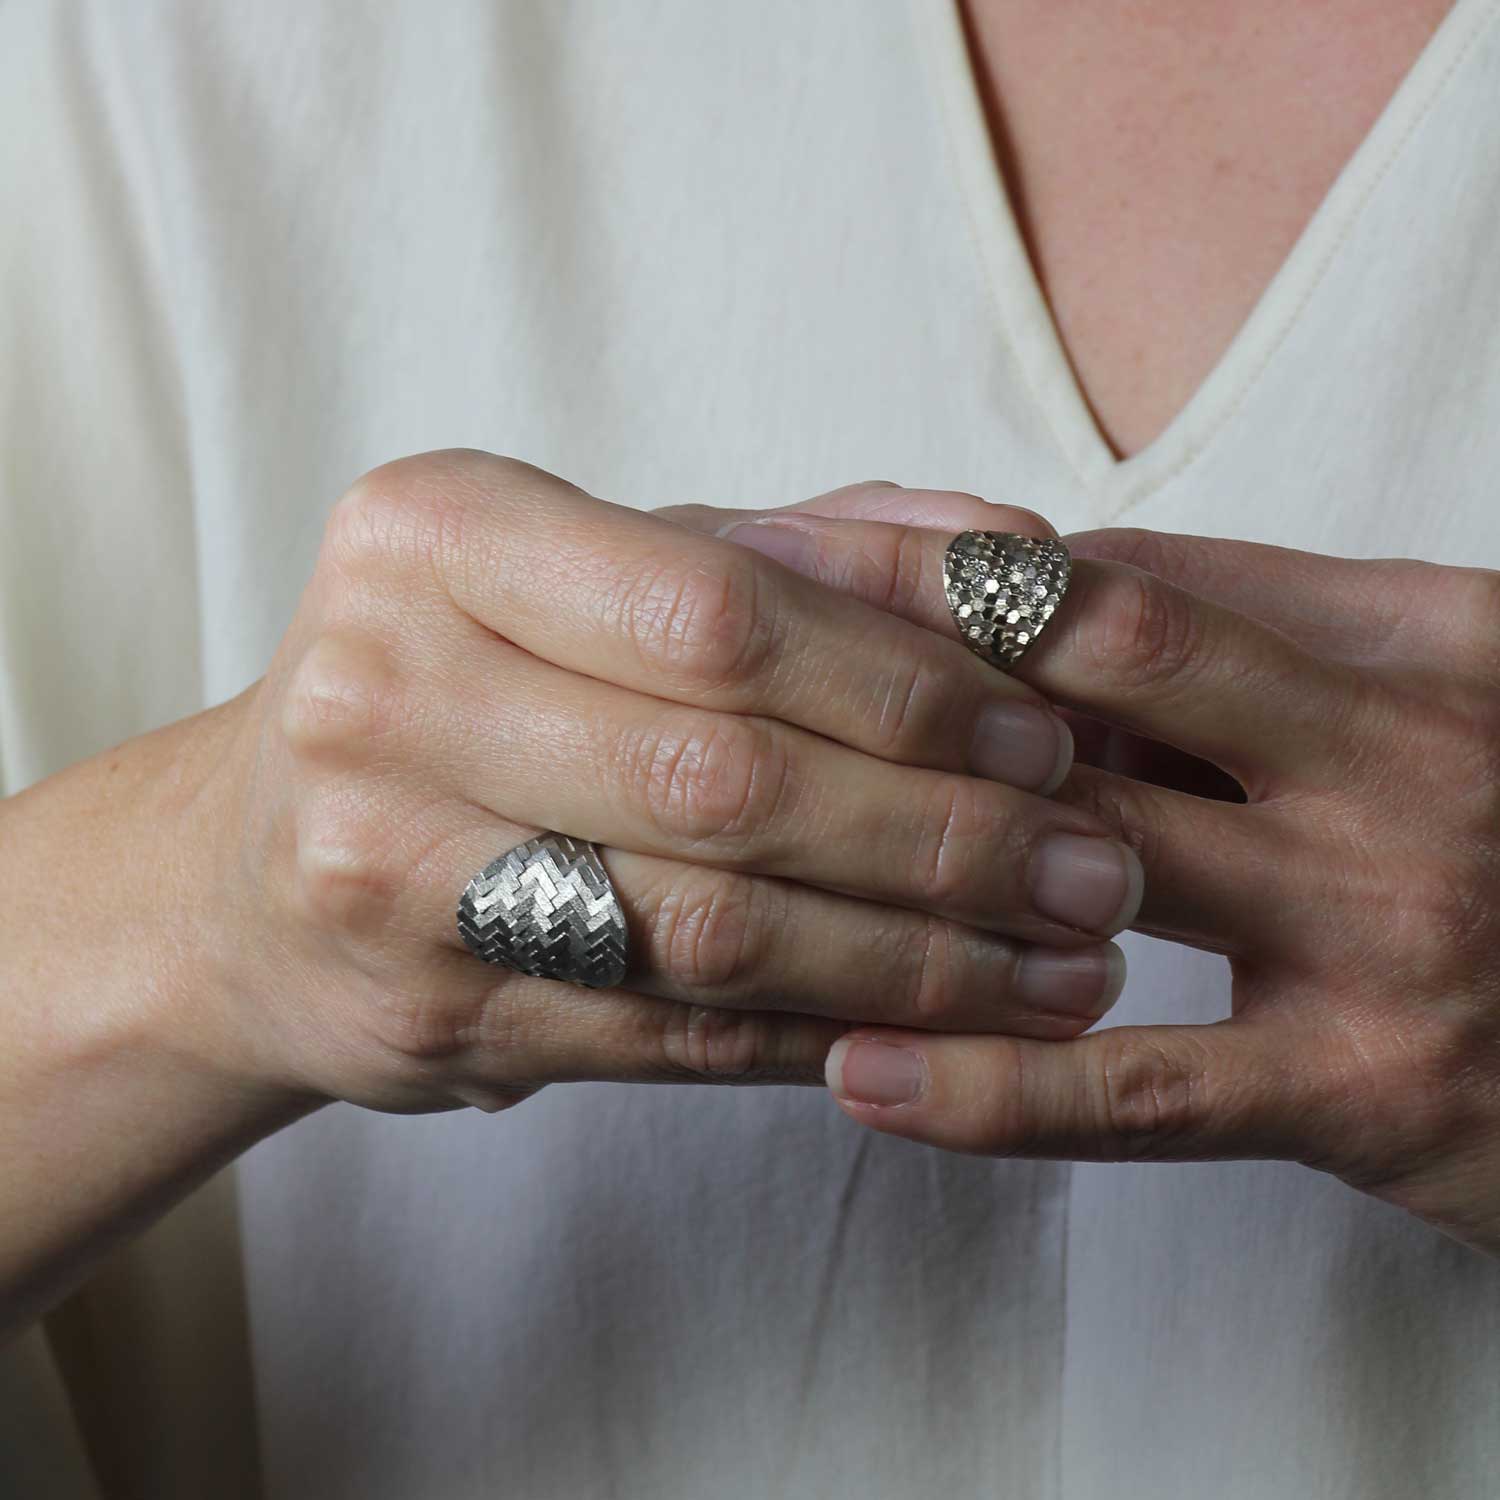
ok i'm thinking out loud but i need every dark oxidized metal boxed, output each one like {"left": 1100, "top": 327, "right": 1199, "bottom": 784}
{"left": 458, "top": 833, "right": 628, "bottom": 989}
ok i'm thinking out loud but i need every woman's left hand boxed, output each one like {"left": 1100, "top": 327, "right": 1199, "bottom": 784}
{"left": 662, "top": 484, "right": 1500, "bottom": 1255}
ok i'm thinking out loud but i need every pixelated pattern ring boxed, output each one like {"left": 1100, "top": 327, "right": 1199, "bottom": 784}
{"left": 942, "top": 531, "right": 1071, "bottom": 671}
{"left": 457, "top": 832, "right": 628, "bottom": 989}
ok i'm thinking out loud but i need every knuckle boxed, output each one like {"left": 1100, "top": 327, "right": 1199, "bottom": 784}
{"left": 865, "top": 651, "right": 955, "bottom": 760}
{"left": 618, "top": 712, "right": 793, "bottom": 852}
{"left": 323, "top": 455, "right": 464, "bottom": 580}
{"left": 607, "top": 552, "right": 778, "bottom": 697}
{"left": 1454, "top": 567, "right": 1500, "bottom": 678}
{"left": 279, "top": 629, "right": 407, "bottom": 764}
{"left": 1431, "top": 854, "right": 1500, "bottom": 954}
{"left": 290, "top": 786, "right": 407, "bottom": 939}
{"left": 904, "top": 914, "right": 962, "bottom": 1025}
{"left": 880, "top": 523, "right": 939, "bottom": 619}
{"left": 1390, "top": 854, "right": 1498, "bottom": 971}
{"left": 1053, "top": 764, "right": 1155, "bottom": 863}
{"left": 1089, "top": 1031, "right": 1211, "bottom": 1161}
{"left": 654, "top": 869, "right": 774, "bottom": 996}
{"left": 1319, "top": 1015, "right": 1492, "bottom": 1185}
{"left": 650, "top": 501, "right": 724, "bottom": 532}
{"left": 1090, "top": 567, "right": 1205, "bottom": 694}
{"left": 911, "top": 776, "right": 1002, "bottom": 911}
{"left": 371, "top": 975, "right": 513, "bottom": 1067}
{"left": 365, "top": 984, "right": 445, "bottom": 1063}
{"left": 1416, "top": 684, "right": 1500, "bottom": 792}
{"left": 1465, "top": 678, "right": 1500, "bottom": 748}
{"left": 1081, "top": 526, "right": 1190, "bottom": 580}
{"left": 653, "top": 1003, "right": 781, "bottom": 1081}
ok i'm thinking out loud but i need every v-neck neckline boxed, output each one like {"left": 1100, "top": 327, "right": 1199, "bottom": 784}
{"left": 910, "top": 0, "right": 1496, "bottom": 516}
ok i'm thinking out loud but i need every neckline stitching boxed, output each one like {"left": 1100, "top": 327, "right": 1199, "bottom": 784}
{"left": 910, "top": 0, "right": 1500, "bottom": 519}
{"left": 1103, "top": 0, "right": 1500, "bottom": 525}
{"left": 909, "top": 0, "right": 1098, "bottom": 492}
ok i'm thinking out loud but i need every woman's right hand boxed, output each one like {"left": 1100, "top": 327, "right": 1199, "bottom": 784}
{"left": 193, "top": 449, "right": 1144, "bottom": 1116}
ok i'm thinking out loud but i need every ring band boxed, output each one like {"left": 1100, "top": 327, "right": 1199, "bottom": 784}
{"left": 457, "top": 832, "right": 629, "bottom": 989}
{"left": 943, "top": 530, "right": 1071, "bottom": 671}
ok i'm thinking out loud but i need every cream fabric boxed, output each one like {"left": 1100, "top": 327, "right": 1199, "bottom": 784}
{"left": 4, "top": 1, "right": 1500, "bottom": 1494}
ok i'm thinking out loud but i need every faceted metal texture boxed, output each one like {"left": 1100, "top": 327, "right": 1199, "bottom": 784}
{"left": 457, "top": 833, "right": 628, "bottom": 989}
{"left": 942, "top": 531, "right": 1072, "bottom": 671}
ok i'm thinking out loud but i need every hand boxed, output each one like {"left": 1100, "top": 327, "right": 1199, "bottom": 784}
{"left": 192, "top": 452, "right": 1149, "bottom": 1117}
{"left": 693, "top": 493, "right": 1500, "bottom": 1255}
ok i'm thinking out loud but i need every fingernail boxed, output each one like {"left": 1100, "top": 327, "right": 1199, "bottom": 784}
{"left": 1029, "top": 833, "right": 1144, "bottom": 936}
{"left": 720, "top": 519, "right": 818, "bottom": 573}
{"left": 1002, "top": 506, "right": 1060, "bottom": 541}
{"left": 826, "top": 1037, "right": 926, "bottom": 1107}
{"left": 971, "top": 701, "right": 1072, "bottom": 793}
{"left": 1014, "top": 942, "right": 1127, "bottom": 1017}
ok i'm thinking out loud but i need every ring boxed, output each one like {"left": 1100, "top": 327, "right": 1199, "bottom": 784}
{"left": 942, "top": 530, "right": 1071, "bottom": 671}
{"left": 457, "top": 832, "right": 629, "bottom": 989}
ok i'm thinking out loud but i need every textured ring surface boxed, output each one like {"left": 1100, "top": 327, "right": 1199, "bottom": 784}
{"left": 457, "top": 832, "right": 628, "bottom": 989}
{"left": 942, "top": 531, "right": 1072, "bottom": 671}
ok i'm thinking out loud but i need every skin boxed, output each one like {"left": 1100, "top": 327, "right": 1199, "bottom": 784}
{"left": 7, "top": 456, "right": 1498, "bottom": 1349}
{"left": 959, "top": 0, "right": 1458, "bottom": 457}
{"left": 2, "top": 2, "right": 1477, "bottom": 1336}
{"left": 0, "top": 453, "right": 1142, "bottom": 1336}
{"left": 688, "top": 491, "right": 1500, "bottom": 1258}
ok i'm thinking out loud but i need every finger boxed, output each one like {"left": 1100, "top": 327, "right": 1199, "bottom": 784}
{"left": 347, "top": 452, "right": 1071, "bottom": 793}
{"left": 1015, "top": 557, "right": 1372, "bottom": 798}
{"left": 284, "top": 782, "right": 845, "bottom": 1095}
{"left": 1049, "top": 760, "right": 1308, "bottom": 959}
{"left": 465, "top": 983, "right": 845, "bottom": 1093}
{"left": 422, "top": 624, "right": 1295, "bottom": 958}
{"left": 717, "top": 517, "right": 1335, "bottom": 959}
{"left": 655, "top": 479, "right": 1060, "bottom": 543}
{"left": 412, "top": 810, "right": 1129, "bottom": 1038}
{"left": 720, "top": 513, "right": 1368, "bottom": 795}
{"left": 1065, "top": 527, "right": 1500, "bottom": 683}
{"left": 430, "top": 949, "right": 848, "bottom": 1099}
{"left": 386, "top": 622, "right": 1146, "bottom": 946}
{"left": 821, "top": 1014, "right": 1344, "bottom": 1166}
{"left": 1054, "top": 707, "right": 1248, "bottom": 803}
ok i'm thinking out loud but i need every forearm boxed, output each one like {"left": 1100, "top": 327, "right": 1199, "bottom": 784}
{"left": 0, "top": 698, "right": 321, "bottom": 1338}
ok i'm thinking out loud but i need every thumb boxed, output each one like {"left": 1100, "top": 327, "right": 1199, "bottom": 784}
{"left": 822, "top": 1015, "right": 1338, "bottom": 1165}
{"left": 655, "top": 480, "right": 1059, "bottom": 541}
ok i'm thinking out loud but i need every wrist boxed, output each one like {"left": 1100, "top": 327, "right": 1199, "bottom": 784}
{"left": 0, "top": 690, "right": 328, "bottom": 1120}
{"left": 147, "top": 688, "right": 334, "bottom": 1116}
{"left": 0, "top": 702, "right": 323, "bottom": 1328}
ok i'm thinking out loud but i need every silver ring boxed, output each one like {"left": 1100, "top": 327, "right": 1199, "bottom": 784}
{"left": 457, "top": 832, "right": 629, "bottom": 989}
{"left": 942, "top": 531, "right": 1071, "bottom": 671}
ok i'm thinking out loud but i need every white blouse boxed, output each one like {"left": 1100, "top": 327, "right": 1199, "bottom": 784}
{"left": 3, "top": 1, "right": 1500, "bottom": 1494}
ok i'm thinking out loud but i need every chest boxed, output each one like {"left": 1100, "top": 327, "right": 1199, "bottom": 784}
{"left": 958, "top": 0, "right": 1458, "bottom": 460}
